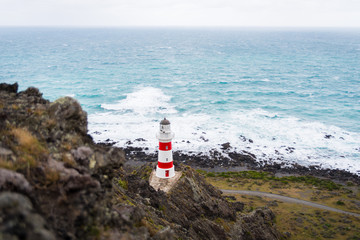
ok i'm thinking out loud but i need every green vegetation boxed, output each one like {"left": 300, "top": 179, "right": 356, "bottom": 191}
{"left": 197, "top": 170, "right": 340, "bottom": 191}
{"left": 117, "top": 178, "right": 128, "bottom": 190}
{"left": 200, "top": 169, "right": 360, "bottom": 240}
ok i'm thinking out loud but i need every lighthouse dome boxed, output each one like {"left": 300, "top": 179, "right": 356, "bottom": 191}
{"left": 160, "top": 118, "right": 170, "bottom": 125}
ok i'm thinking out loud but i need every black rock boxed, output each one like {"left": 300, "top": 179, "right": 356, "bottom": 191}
{"left": 324, "top": 134, "right": 334, "bottom": 139}
{"left": 0, "top": 82, "right": 18, "bottom": 93}
{"left": 221, "top": 142, "right": 231, "bottom": 150}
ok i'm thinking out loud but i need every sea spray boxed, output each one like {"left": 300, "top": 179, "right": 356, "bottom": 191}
{"left": 88, "top": 86, "right": 360, "bottom": 174}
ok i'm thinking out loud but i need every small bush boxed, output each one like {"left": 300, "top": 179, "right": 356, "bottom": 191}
{"left": 336, "top": 200, "right": 345, "bottom": 206}
{"left": 117, "top": 179, "right": 128, "bottom": 190}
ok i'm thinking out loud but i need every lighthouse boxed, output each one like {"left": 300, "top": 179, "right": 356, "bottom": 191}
{"left": 156, "top": 118, "right": 175, "bottom": 178}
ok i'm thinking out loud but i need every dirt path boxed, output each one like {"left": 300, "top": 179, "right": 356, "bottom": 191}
{"left": 221, "top": 189, "right": 360, "bottom": 218}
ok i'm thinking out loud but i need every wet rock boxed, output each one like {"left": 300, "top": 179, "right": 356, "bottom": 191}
{"left": 0, "top": 192, "right": 56, "bottom": 240}
{"left": 239, "top": 135, "right": 247, "bottom": 142}
{"left": 324, "top": 134, "right": 334, "bottom": 139}
{"left": 285, "top": 147, "right": 295, "bottom": 153}
{"left": 135, "top": 138, "right": 146, "bottom": 142}
{"left": 221, "top": 142, "right": 231, "bottom": 150}
{"left": 200, "top": 136, "right": 209, "bottom": 142}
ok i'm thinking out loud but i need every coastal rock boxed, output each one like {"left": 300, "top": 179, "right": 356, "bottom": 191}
{"left": 49, "top": 96, "right": 88, "bottom": 135}
{"left": 153, "top": 226, "right": 175, "bottom": 240}
{"left": 221, "top": 142, "right": 231, "bottom": 150}
{"left": 0, "top": 82, "right": 18, "bottom": 93}
{"left": 71, "top": 146, "right": 94, "bottom": 166}
{"left": 21, "top": 86, "right": 43, "bottom": 97}
{"left": 0, "top": 83, "right": 285, "bottom": 240}
{"left": 0, "top": 192, "right": 56, "bottom": 240}
{"left": 0, "top": 168, "right": 32, "bottom": 194}
{"left": 231, "top": 208, "right": 282, "bottom": 240}
{"left": 0, "top": 147, "right": 14, "bottom": 160}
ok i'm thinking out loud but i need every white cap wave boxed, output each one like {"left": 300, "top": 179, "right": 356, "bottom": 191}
{"left": 89, "top": 87, "right": 360, "bottom": 174}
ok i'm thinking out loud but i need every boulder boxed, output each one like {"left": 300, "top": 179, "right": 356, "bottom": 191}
{"left": 0, "top": 168, "right": 32, "bottom": 194}
{"left": 0, "top": 192, "right": 56, "bottom": 240}
{"left": 49, "top": 97, "right": 88, "bottom": 135}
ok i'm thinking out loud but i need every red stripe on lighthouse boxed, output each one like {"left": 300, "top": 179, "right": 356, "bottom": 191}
{"left": 159, "top": 142, "right": 172, "bottom": 151}
{"left": 157, "top": 161, "right": 173, "bottom": 169}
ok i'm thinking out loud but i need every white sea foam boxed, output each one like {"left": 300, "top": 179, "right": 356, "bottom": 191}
{"left": 89, "top": 87, "right": 360, "bottom": 174}
{"left": 101, "top": 87, "right": 177, "bottom": 115}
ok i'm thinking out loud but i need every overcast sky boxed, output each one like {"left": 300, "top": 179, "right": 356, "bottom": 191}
{"left": 1, "top": 0, "right": 359, "bottom": 27}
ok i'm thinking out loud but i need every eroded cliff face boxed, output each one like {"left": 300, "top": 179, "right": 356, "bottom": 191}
{"left": 0, "top": 83, "right": 284, "bottom": 240}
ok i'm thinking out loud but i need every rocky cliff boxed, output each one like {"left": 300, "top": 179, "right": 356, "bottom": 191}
{"left": 0, "top": 83, "right": 284, "bottom": 240}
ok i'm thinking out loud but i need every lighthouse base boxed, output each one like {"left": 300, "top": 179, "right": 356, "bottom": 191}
{"left": 156, "top": 167, "right": 175, "bottom": 179}
{"left": 150, "top": 170, "right": 182, "bottom": 193}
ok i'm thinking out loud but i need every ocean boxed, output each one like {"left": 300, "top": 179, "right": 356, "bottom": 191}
{"left": 1, "top": 27, "right": 359, "bottom": 173}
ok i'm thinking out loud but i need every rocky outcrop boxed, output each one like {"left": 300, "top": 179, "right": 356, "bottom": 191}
{"left": 0, "top": 192, "right": 56, "bottom": 240}
{"left": 231, "top": 208, "right": 283, "bottom": 240}
{"left": 0, "top": 83, "right": 284, "bottom": 240}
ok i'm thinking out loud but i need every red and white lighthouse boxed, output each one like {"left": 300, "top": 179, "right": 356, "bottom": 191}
{"left": 156, "top": 118, "right": 175, "bottom": 178}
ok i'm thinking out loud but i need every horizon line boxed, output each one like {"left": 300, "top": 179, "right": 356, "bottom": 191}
{"left": 1, "top": 25, "right": 360, "bottom": 29}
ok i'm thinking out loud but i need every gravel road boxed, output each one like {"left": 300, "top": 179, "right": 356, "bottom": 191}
{"left": 221, "top": 189, "right": 360, "bottom": 218}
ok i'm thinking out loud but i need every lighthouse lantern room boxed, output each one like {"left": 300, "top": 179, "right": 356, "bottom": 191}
{"left": 156, "top": 118, "right": 175, "bottom": 178}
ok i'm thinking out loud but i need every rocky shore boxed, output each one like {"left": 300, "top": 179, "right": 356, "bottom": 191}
{"left": 123, "top": 140, "right": 360, "bottom": 185}
{"left": 0, "top": 83, "right": 285, "bottom": 240}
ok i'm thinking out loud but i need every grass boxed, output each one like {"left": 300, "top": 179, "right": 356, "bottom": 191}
{"left": 11, "top": 128, "right": 47, "bottom": 158}
{"left": 117, "top": 178, "right": 128, "bottom": 190}
{"left": 197, "top": 170, "right": 340, "bottom": 191}
{"left": 199, "top": 169, "right": 360, "bottom": 240}
{"left": 230, "top": 193, "right": 360, "bottom": 240}
{"left": 203, "top": 172, "right": 360, "bottom": 214}
{"left": 0, "top": 128, "right": 48, "bottom": 171}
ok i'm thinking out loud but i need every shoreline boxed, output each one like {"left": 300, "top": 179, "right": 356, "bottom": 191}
{"left": 117, "top": 144, "right": 360, "bottom": 185}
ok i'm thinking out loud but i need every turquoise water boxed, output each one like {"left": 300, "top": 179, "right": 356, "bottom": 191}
{"left": 1, "top": 27, "right": 360, "bottom": 173}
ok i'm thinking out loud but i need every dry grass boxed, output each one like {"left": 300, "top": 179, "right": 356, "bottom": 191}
{"left": 8, "top": 127, "right": 48, "bottom": 170}
{"left": 44, "top": 168, "right": 60, "bottom": 185}
{"left": 205, "top": 175, "right": 360, "bottom": 214}
{"left": 0, "top": 156, "right": 15, "bottom": 170}
{"left": 227, "top": 192, "right": 360, "bottom": 240}
{"left": 11, "top": 104, "right": 19, "bottom": 110}
{"left": 205, "top": 174, "right": 360, "bottom": 240}
{"left": 46, "top": 118, "right": 57, "bottom": 129}
{"left": 62, "top": 153, "right": 76, "bottom": 167}
{"left": 11, "top": 128, "right": 37, "bottom": 146}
